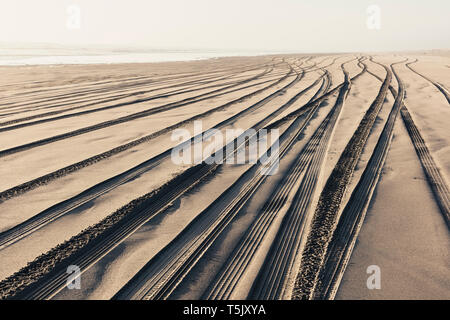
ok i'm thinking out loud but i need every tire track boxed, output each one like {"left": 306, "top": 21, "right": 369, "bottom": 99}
{"left": 399, "top": 108, "right": 450, "bottom": 227}
{"left": 0, "top": 69, "right": 238, "bottom": 114}
{"left": 0, "top": 64, "right": 295, "bottom": 120}
{"left": 201, "top": 58, "right": 366, "bottom": 300}
{"left": 0, "top": 63, "right": 327, "bottom": 299}
{"left": 113, "top": 70, "right": 331, "bottom": 300}
{"left": 248, "top": 63, "right": 353, "bottom": 300}
{"left": 297, "top": 60, "right": 405, "bottom": 300}
{"left": 367, "top": 63, "right": 450, "bottom": 227}
{"left": 0, "top": 63, "right": 296, "bottom": 204}
{"left": 266, "top": 56, "right": 366, "bottom": 130}
{"left": 0, "top": 60, "right": 273, "bottom": 109}
{"left": 0, "top": 62, "right": 279, "bottom": 125}
{"left": 0, "top": 57, "right": 320, "bottom": 120}
{"left": 0, "top": 65, "right": 276, "bottom": 147}
{"left": 405, "top": 59, "right": 450, "bottom": 104}
{"left": 0, "top": 67, "right": 279, "bottom": 132}
{"left": 0, "top": 68, "right": 226, "bottom": 101}
{"left": 114, "top": 56, "right": 364, "bottom": 300}
{"left": 0, "top": 71, "right": 243, "bottom": 123}
{"left": 202, "top": 77, "right": 333, "bottom": 301}
{"left": 0, "top": 163, "right": 219, "bottom": 300}
{"left": 0, "top": 62, "right": 314, "bottom": 250}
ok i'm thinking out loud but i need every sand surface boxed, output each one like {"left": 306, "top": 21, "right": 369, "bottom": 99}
{"left": 0, "top": 52, "right": 448, "bottom": 300}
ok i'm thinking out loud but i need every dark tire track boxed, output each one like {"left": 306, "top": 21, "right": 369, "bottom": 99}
{"left": 292, "top": 57, "right": 393, "bottom": 299}
{"left": 0, "top": 65, "right": 278, "bottom": 155}
{"left": 0, "top": 64, "right": 296, "bottom": 204}
{"left": 0, "top": 63, "right": 280, "bottom": 127}
{"left": 0, "top": 61, "right": 274, "bottom": 110}
{"left": 202, "top": 75, "right": 333, "bottom": 301}
{"left": 115, "top": 56, "right": 366, "bottom": 300}
{"left": 113, "top": 70, "right": 331, "bottom": 300}
{"left": 399, "top": 108, "right": 450, "bottom": 227}
{"left": 248, "top": 63, "right": 353, "bottom": 300}
{"left": 367, "top": 63, "right": 450, "bottom": 227}
{"left": 0, "top": 163, "right": 219, "bottom": 299}
{"left": 0, "top": 65, "right": 300, "bottom": 248}
{"left": 199, "top": 58, "right": 366, "bottom": 300}
{"left": 0, "top": 69, "right": 278, "bottom": 132}
{"left": 297, "top": 60, "right": 405, "bottom": 300}
{"left": 0, "top": 63, "right": 326, "bottom": 300}
{"left": 0, "top": 61, "right": 318, "bottom": 252}
{"left": 0, "top": 69, "right": 238, "bottom": 115}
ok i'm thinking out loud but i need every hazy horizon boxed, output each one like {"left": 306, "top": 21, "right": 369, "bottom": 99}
{"left": 1, "top": 0, "right": 449, "bottom": 53}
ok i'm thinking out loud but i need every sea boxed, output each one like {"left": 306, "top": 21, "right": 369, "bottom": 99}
{"left": 0, "top": 45, "right": 282, "bottom": 66}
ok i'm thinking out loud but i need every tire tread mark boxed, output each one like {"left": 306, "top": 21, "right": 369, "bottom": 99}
{"left": 297, "top": 60, "right": 405, "bottom": 300}
{"left": 0, "top": 64, "right": 294, "bottom": 203}
{"left": 249, "top": 63, "right": 353, "bottom": 300}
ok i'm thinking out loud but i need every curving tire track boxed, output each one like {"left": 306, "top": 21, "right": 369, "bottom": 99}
{"left": 0, "top": 69, "right": 240, "bottom": 116}
{"left": 291, "top": 57, "right": 393, "bottom": 300}
{"left": 206, "top": 57, "right": 366, "bottom": 300}
{"left": 302, "top": 60, "right": 406, "bottom": 300}
{"left": 202, "top": 77, "right": 333, "bottom": 300}
{"left": 0, "top": 60, "right": 275, "bottom": 111}
{"left": 367, "top": 63, "right": 450, "bottom": 227}
{"left": 0, "top": 61, "right": 321, "bottom": 200}
{"left": 0, "top": 64, "right": 281, "bottom": 156}
{"left": 0, "top": 63, "right": 305, "bottom": 248}
{"left": 248, "top": 63, "right": 353, "bottom": 300}
{"left": 0, "top": 57, "right": 326, "bottom": 124}
{"left": 0, "top": 71, "right": 283, "bottom": 131}
{"left": 0, "top": 65, "right": 294, "bottom": 203}
{"left": 399, "top": 109, "right": 450, "bottom": 227}
{"left": 405, "top": 59, "right": 450, "bottom": 105}
{"left": 0, "top": 63, "right": 283, "bottom": 128}
{"left": 113, "top": 69, "right": 331, "bottom": 301}
{"left": 0, "top": 163, "right": 220, "bottom": 299}
{"left": 115, "top": 57, "right": 366, "bottom": 300}
{"left": 112, "top": 57, "right": 365, "bottom": 301}
{"left": 0, "top": 62, "right": 328, "bottom": 299}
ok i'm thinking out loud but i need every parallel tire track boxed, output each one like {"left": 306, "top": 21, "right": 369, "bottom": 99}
{"left": 0, "top": 63, "right": 281, "bottom": 128}
{"left": 367, "top": 64, "right": 450, "bottom": 227}
{"left": 399, "top": 108, "right": 450, "bottom": 227}
{"left": 112, "top": 57, "right": 365, "bottom": 301}
{"left": 0, "top": 69, "right": 238, "bottom": 118}
{"left": 0, "top": 65, "right": 295, "bottom": 203}
{"left": 299, "top": 61, "right": 405, "bottom": 300}
{"left": 202, "top": 76, "right": 333, "bottom": 300}
{"left": 291, "top": 58, "right": 393, "bottom": 299}
{"left": 0, "top": 64, "right": 302, "bottom": 248}
{"left": 248, "top": 65, "right": 352, "bottom": 300}
{"left": 0, "top": 63, "right": 324, "bottom": 299}
{"left": 114, "top": 69, "right": 331, "bottom": 300}
{"left": 0, "top": 65, "right": 279, "bottom": 157}
{"left": 0, "top": 163, "right": 219, "bottom": 299}
{"left": 120, "top": 56, "right": 367, "bottom": 300}
{"left": 0, "top": 72, "right": 279, "bottom": 132}
{"left": 0, "top": 61, "right": 274, "bottom": 111}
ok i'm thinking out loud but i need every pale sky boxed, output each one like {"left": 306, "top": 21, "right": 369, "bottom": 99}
{"left": 1, "top": 0, "right": 449, "bottom": 52}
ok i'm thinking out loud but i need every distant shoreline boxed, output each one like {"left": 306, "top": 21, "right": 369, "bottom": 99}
{"left": 0, "top": 50, "right": 282, "bottom": 66}
{"left": 0, "top": 47, "right": 448, "bottom": 67}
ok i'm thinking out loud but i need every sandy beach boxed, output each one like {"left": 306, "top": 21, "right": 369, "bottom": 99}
{"left": 0, "top": 53, "right": 448, "bottom": 300}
